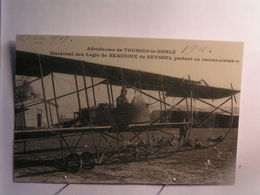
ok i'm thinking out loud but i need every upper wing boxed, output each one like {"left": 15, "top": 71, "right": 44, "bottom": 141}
{"left": 16, "top": 50, "right": 240, "bottom": 99}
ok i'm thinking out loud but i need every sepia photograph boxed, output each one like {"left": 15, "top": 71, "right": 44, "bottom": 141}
{"left": 14, "top": 35, "right": 243, "bottom": 184}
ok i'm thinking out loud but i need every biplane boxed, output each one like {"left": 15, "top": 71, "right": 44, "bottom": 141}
{"left": 14, "top": 50, "right": 240, "bottom": 172}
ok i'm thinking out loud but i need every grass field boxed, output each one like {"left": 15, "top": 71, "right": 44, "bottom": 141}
{"left": 14, "top": 128, "right": 238, "bottom": 184}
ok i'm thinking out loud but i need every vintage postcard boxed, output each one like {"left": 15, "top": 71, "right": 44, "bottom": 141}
{"left": 14, "top": 35, "right": 243, "bottom": 184}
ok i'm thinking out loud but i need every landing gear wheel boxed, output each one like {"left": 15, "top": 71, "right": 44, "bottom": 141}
{"left": 81, "top": 152, "right": 95, "bottom": 170}
{"left": 65, "top": 153, "right": 82, "bottom": 172}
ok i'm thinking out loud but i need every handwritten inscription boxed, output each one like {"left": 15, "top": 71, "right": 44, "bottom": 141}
{"left": 181, "top": 45, "right": 208, "bottom": 55}
{"left": 18, "top": 35, "right": 70, "bottom": 45}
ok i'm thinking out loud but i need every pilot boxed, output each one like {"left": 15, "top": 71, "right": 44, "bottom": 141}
{"left": 116, "top": 86, "right": 129, "bottom": 108}
{"left": 115, "top": 87, "right": 131, "bottom": 129}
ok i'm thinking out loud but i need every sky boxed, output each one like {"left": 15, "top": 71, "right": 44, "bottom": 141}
{"left": 17, "top": 35, "right": 243, "bottom": 89}
{"left": 16, "top": 35, "right": 243, "bottom": 127}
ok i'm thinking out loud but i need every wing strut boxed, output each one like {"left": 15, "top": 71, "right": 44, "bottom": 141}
{"left": 38, "top": 55, "right": 50, "bottom": 128}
